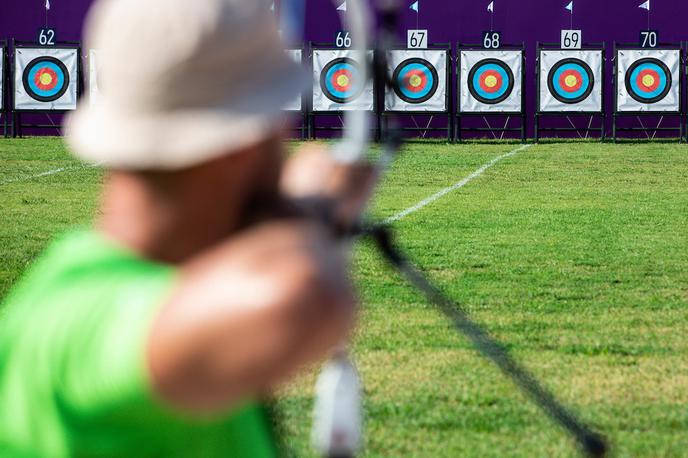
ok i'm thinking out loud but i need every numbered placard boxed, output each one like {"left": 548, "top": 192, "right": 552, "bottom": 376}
{"left": 37, "top": 28, "right": 57, "bottom": 46}
{"left": 482, "top": 31, "right": 501, "bottom": 49}
{"left": 640, "top": 30, "right": 658, "bottom": 49}
{"left": 407, "top": 30, "right": 428, "bottom": 49}
{"left": 335, "top": 30, "right": 352, "bottom": 48}
{"left": 561, "top": 30, "right": 582, "bottom": 50}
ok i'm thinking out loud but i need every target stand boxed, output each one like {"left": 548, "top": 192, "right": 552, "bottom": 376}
{"left": 456, "top": 42, "right": 526, "bottom": 142}
{"left": 381, "top": 44, "right": 452, "bottom": 142}
{"left": 11, "top": 40, "right": 82, "bottom": 138}
{"left": 308, "top": 42, "right": 378, "bottom": 140}
{"left": 535, "top": 42, "right": 606, "bottom": 142}
{"left": 283, "top": 46, "right": 307, "bottom": 140}
{"left": 0, "top": 40, "right": 9, "bottom": 138}
{"left": 612, "top": 42, "right": 684, "bottom": 142}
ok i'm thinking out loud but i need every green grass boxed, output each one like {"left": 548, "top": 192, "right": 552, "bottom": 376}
{"left": 1, "top": 138, "right": 687, "bottom": 457}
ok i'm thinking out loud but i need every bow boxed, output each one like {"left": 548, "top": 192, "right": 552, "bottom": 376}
{"left": 279, "top": 1, "right": 609, "bottom": 456}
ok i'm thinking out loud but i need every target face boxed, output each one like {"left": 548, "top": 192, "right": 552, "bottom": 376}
{"left": 547, "top": 58, "right": 594, "bottom": 104}
{"left": 22, "top": 56, "right": 69, "bottom": 102}
{"left": 392, "top": 58, "right": 439, "bottom": 104}
{"left": 467, "top": 59, "right": 514, "bottom": 105}
{"left": 320, "top": 57, "right": 364, "bottom": 104}
{"left": 625, "top": 58, "right": 671, "bottom": 104}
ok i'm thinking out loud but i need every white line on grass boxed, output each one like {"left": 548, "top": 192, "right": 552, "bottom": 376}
{"left": 383, "top": 144, "right": 532, "bottom": 224}
{"left": 0, "top": 162, "right": 102, "bottom": 186}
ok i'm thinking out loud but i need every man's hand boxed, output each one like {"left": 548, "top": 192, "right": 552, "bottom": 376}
{"left": 281, "top": 144, "right": 379, "bottom": 229}
{"left": 147, "top": 220, "right": 356, "bottom": 414}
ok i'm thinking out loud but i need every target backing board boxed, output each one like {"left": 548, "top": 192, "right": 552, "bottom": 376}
{"left": 14, "top": 47, "right": 78, "bottom": 111}
{"left": 88, "top": 49, "right": 101, "bottom": 106}
{"left": 539, "top": 49, "right": 603, "bottom": 113}
{"left": 312, "top": 49, "right": 374, "bottom": 112}
{"left": 616, "top": 49, "right": 680, "bottom": 113}
{"left": 460, "top": 50, "right": 523, "bottom": 113}
{"left": 284, "top": 49, "right": 303, "bottom": 111}
{"left": 384, "top": 49, "right": 447, "bottom": 112}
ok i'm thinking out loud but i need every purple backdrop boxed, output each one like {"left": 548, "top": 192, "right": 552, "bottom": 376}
{"left": 2, "top": 0, "right": 687, "bottom": 138}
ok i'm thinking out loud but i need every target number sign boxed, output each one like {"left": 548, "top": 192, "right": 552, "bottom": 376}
{"left": 335, "top": 31, "right": 352, "bottom": 48}
{"left": 407, "top": 30, "right": 428, "bottom": 49}
{"left": 640, "top": 30, "right": 658, "bottom": 48}
{"left": 561, "top": 30, "right": 582, "bottom": 50}
{"left": 37, "top": 28, "right": 56, "bottom": 46}
{"left": 482, "top": 32, "right": 501, "bottom": 49}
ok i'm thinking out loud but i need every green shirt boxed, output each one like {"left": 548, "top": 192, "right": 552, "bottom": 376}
{"left": 0, "top": 230, "right": 278, "bottom": 457}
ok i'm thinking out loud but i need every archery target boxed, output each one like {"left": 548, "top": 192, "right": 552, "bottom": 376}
{"left": 385, "top": 49, "right": 447, "bottom": 112}
{"left": 284, "top": 49, "right": 303, "bottom": 111}
{"left": 460, "top": 50, "right": 522, "bottom": 113}
{"left": 539, "top": 50, "right": 602, "bottom": 112}
{"left": 14, "top": 47, "right": 78, "bottom": 110}
{"left": 616, "top": 49, "right": 680, "bottom": 112}
{"left": 312, "top": 49, "right": 374, "bottom": 111}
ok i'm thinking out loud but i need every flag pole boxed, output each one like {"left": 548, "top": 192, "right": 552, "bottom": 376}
{"left": 416, "top": 3, "right": 419, "bottom": 30}
{"left": 647, "top": 9, "right": 650, "bottom": 30}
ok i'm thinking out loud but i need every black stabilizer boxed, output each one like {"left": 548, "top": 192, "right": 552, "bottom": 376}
{"left": 363, "top": 225, "right": 609, "bottom": 458}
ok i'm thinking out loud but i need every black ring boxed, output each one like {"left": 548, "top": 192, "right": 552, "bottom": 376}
{"left": 320, "top": 57, "right": 364, "bottom": 104}
{"left": 22, "top": 56, "right": 70, "bottom": 103}
{"left": 624, "top": 57, "right": 672, "bottom": 104}
{"left": 392, "top": 58, "right": 439, "bottom": 104}
{"left": 547, "top": 58, "right": 595, "bottom": 104}
{"left": 467, "top": 58, "right": 514, "bottom": 105}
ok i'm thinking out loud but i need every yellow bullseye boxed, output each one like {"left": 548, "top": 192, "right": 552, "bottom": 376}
{"left": 484, "top": 75, "right": 498, "bottom": 88}
{"left": 642, "top": 74, "right": 655, "bottom": 88}
{"left": 564, "top": 75, "right": 578, "bottom": 88}
{"left": 336, "top": 75, "right": 350, "bottom": 87}
{"left": 409, "top": 74, "right": 422, "bottom": 88}
{"left": 40, "top": 73, "right": 53, "bottom": 86}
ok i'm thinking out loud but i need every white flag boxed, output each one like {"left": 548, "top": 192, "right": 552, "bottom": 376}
{"left": 487, "top": 1, "right": 494, "bottom": 12}
{"left": 336, "top": 1, "right": 346, "bottom": 11}
{"left": 410, "top": 1, "right": 419, "bottom": 13}
{"left": 638, "top": 0, "right": 650, "bottom": 11}
{"left": 45, "top": 0, "right": 50, "bottom": 10}
{"left": 565, "top": 1, "right": 573, "bottom": 12}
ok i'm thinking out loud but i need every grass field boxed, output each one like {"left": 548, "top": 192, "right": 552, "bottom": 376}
{"left": 1, "top": 138, "right": 687, "bottom": 457}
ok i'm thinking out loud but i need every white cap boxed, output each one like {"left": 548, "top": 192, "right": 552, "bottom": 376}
{"left": 67, "top": 0, "right": 307, "bottom": 170}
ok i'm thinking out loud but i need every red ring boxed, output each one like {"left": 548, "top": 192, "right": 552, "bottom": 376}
{"left": 403, "top": 69, "right": 428, "bottom": 93}
{"left": 479, "top": 70, "right": 503, "bottom": 93}
{"left": 558, "top": 70, "right": 583, "bottom": 93}
{"left": 34, "top": 67, "right": 59, "bottom": 91}
{"left": 331, "top": 68, "right": 353, "bottom": 91}
{"left": 636, "top": 69, "right": 660, "bottom": 92}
